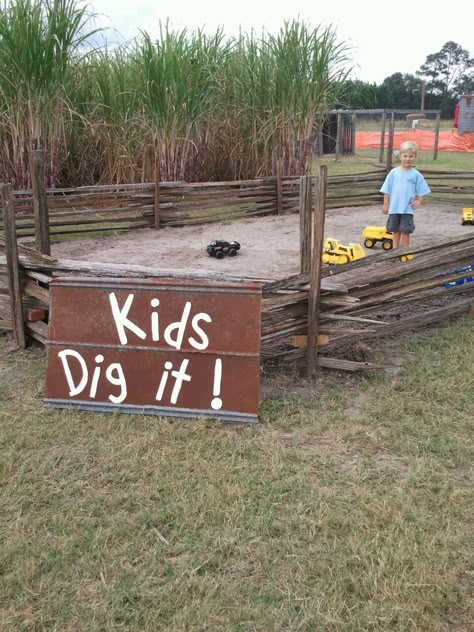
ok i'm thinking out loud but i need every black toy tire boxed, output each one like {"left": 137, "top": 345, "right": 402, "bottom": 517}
{"left": 215, "top": 251, "right": 224, "bottom": 259}
{"left": 382, "top": 239, "right": 393, "bottom": 250}
{"left": 364, "top": 238, "right": 374, "bottom": 248}
{"left": 228, "top": 249, "right": 237, "bottom": 257}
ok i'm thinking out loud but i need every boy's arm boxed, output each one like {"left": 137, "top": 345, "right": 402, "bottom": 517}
{"left": 412, "top": 172, "right": 429, "bottom": 209}
{"left": 382, "top": 193, "right": 389, "bottom": 215}
{"left": 411, "top": 196, "right": 424, "bottom": 210}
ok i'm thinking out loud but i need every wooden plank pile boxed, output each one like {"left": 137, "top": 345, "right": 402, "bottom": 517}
{"left": 1, "top": 234, "right": 473, "bottom": 366}
{"left": 0, "top": 254, "right": 274, "bottom": 346}
{"left": 261, "top": 234, "right": 474, "bottom": 365}
{"left": 0, "top": 231, "right": 55, "bottom": 344}
{"left": 2, "top": 165, "right": 473, "bottom": 368}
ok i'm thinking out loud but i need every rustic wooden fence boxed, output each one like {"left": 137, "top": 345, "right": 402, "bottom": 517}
{"left": 2, "top": 168, "right": 387, "bottom": 239}
{"left": 3, "top": 168, "right": 473, "bottom": 240}
{"left": 262, "top": 234, "right": 474, "bottom": 368}
{"left": 1, "top": 161, "right": 474, "bottom": 372}
{"left": 3, "top": 230, "right": 473, "bottom": 371}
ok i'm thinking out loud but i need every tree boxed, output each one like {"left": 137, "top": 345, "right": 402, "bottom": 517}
{"left": 381, "top": 73, "right": 422, "bottom": 109}
{"left": 416, "top": 42, "right": 474, "bottom": 101}
{"left": 338, "top": 79, "right": 381, "bottom": 109}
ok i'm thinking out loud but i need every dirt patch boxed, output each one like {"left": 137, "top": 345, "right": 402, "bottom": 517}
{"left": 50, "top": 203, "right": 468, "bottom": 280}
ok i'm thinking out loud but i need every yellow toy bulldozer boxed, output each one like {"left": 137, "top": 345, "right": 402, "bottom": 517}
{"left": 362, "top": 226, "right": 393, "bottom": 250}
{"left": 462, "top": 208, "right": 473, "bottom": 225}
{"left": 322, "top": 238, "right": 366, "bottom": 265}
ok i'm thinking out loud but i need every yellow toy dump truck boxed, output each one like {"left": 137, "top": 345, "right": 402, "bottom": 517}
{"left": 362, "top": 226, "right": 393, "bottom": 250}
{"left": 322, "top": 238, "right": 366, "bottom": 265}
{"left": 462, "top": 208, "right": 473, "bottom": 225}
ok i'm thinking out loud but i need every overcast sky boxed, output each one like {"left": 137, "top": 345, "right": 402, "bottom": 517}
{"left": 88, "top": 0, "right": 473, "bottom": 84}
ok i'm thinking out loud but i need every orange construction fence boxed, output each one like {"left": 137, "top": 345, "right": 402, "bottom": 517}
{"left": 355, "top": 129, "right": 474, "bottom": 152}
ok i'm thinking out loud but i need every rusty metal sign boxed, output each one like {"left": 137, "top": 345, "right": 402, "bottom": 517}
{"left": 45, "top": 277, "right": 262, "bottom": 423}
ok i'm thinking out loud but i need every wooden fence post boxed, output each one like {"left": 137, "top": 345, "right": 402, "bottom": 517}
{"left": 272, "top": 151, "right": 283, "bottom": 215}
{"left": 386, "top": 113, "right": 395, "bottom": 172}
{"left": 318, "top": 129, "right": 324, "bottom": 157}
{"left": 379, "top": 112, "right": 387, "bottom": 164}
{"left": 351, "top": 113, "right": 357, "bottom": 155}
{"left": 299, "top": 175, "right": 313, "bottom": 273}
{"left": 30, "top": 149, "right": 50, "bottom": 255}
{"left": 433, "top": 112, "right": 441, "bottom": 161}
{"left": 154, "top": 159, "right": 161, "bottom": 230}
{"left": 306, "top": 165, "right": 327, "bottom": 376}
{"left": 335, "top": 112, "right": 342, "bottom": 161}
{"left": 276, "top": 158, "right": 282, "bottom": 215}
{"left": 1, "top": 183, "right": 26, "bottom": 348}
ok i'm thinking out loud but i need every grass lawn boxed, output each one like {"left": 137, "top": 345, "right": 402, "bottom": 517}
{"left": 1, "top": 315, "right": 473, "bottom": 631}
{"left": 354, "top": 118, "right": 457, "bottom": 133}
{"left": 314, "top": 149, "right": 474, "bottom": 177}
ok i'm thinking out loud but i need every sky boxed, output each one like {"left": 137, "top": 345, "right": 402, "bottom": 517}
{"left": 88, "top": 0, "right": 473, "bottom": 85}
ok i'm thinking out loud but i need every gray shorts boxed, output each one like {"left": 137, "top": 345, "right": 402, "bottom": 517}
{"left": 386, "top": 214, "right": 415, "bottom": 234}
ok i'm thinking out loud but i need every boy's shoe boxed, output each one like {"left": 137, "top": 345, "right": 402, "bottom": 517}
{"left": 399, "top": 254, "right": 414, "bottom": 262}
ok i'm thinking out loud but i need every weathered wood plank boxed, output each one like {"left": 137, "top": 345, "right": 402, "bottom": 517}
{"left": 25, "top": 319, "right": 48, "bottom": 343}
{"left": 1, "top": 184, "right": 25, "bottom": 348}
{"left": 23, "top": 279, "right": 50, "bottom": 305}
{"left": 30, "top": 149, "right": 51, "bottom": 255}
{"left": 12, "top": 255, "right": 271, "bottom": 285}
{"left": 317, "top": 357, "right": 385, "bottom": 371}
{"left": 307, "top": 166, "right": 326, "bottom": 376}
{"left": 299, "top": 175, "right": 312, "bottom": 274}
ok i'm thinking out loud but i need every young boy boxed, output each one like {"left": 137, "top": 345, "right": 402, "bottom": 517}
{"left": 380, "top": 141, "right": 431, "bottom": 250}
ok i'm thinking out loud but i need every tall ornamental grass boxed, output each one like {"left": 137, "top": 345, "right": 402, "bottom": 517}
{"left": 0, "top": 0, "right": 99, "bottom": 187}
{"left": 0, "top": 0, "right": 353, "bottom": 187}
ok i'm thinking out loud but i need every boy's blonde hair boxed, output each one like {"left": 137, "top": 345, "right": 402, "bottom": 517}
{"left": 399, "top": 140, "right": 417, "bottom": 154}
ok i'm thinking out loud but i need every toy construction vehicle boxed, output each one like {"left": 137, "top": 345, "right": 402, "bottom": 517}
{"left": 362, "top": 226, "right": 394, "bottom": 250}
{"left": 462, "top": 208, "right": 474, "bottom": 225}
{"left": 322, "top": 238, "right": 366, "bottom": 265}
{"left": 206, "top": 240, "right": 241, "bottom": 259}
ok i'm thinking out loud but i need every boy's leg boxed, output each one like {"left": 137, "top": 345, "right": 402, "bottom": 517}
{"left": 386, "top": 215, "right": 402, "bottom": 248}
{"left": 399, "top": 229, "right": 413, "bottom": 261}
{"left": 400, "top": 233, "right": 410, "bottom": 247}
{"left": 399, "top": 216, "right": 415, "bottom": 246}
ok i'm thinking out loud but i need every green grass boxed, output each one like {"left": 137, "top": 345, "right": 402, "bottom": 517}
{"left": 315, "top": 147, "right": 474, "bottom": 177}
{"left": 1, "top": 316, "right": 473, "bottom": 630}
{"left": 354, "top": 118, "right": 456, "bottom": 132}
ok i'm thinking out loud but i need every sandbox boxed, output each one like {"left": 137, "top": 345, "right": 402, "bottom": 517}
{"left": 49, "top": 203, "right": 467, "bottom": 279}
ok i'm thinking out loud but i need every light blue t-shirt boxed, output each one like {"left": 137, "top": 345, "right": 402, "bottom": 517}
{"left": 380, "top": 167, "right": 431, "bottom": 215}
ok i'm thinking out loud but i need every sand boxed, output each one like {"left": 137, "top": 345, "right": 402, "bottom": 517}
{"left": 50, "top": 203, "right": 468, "bottom": 280}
